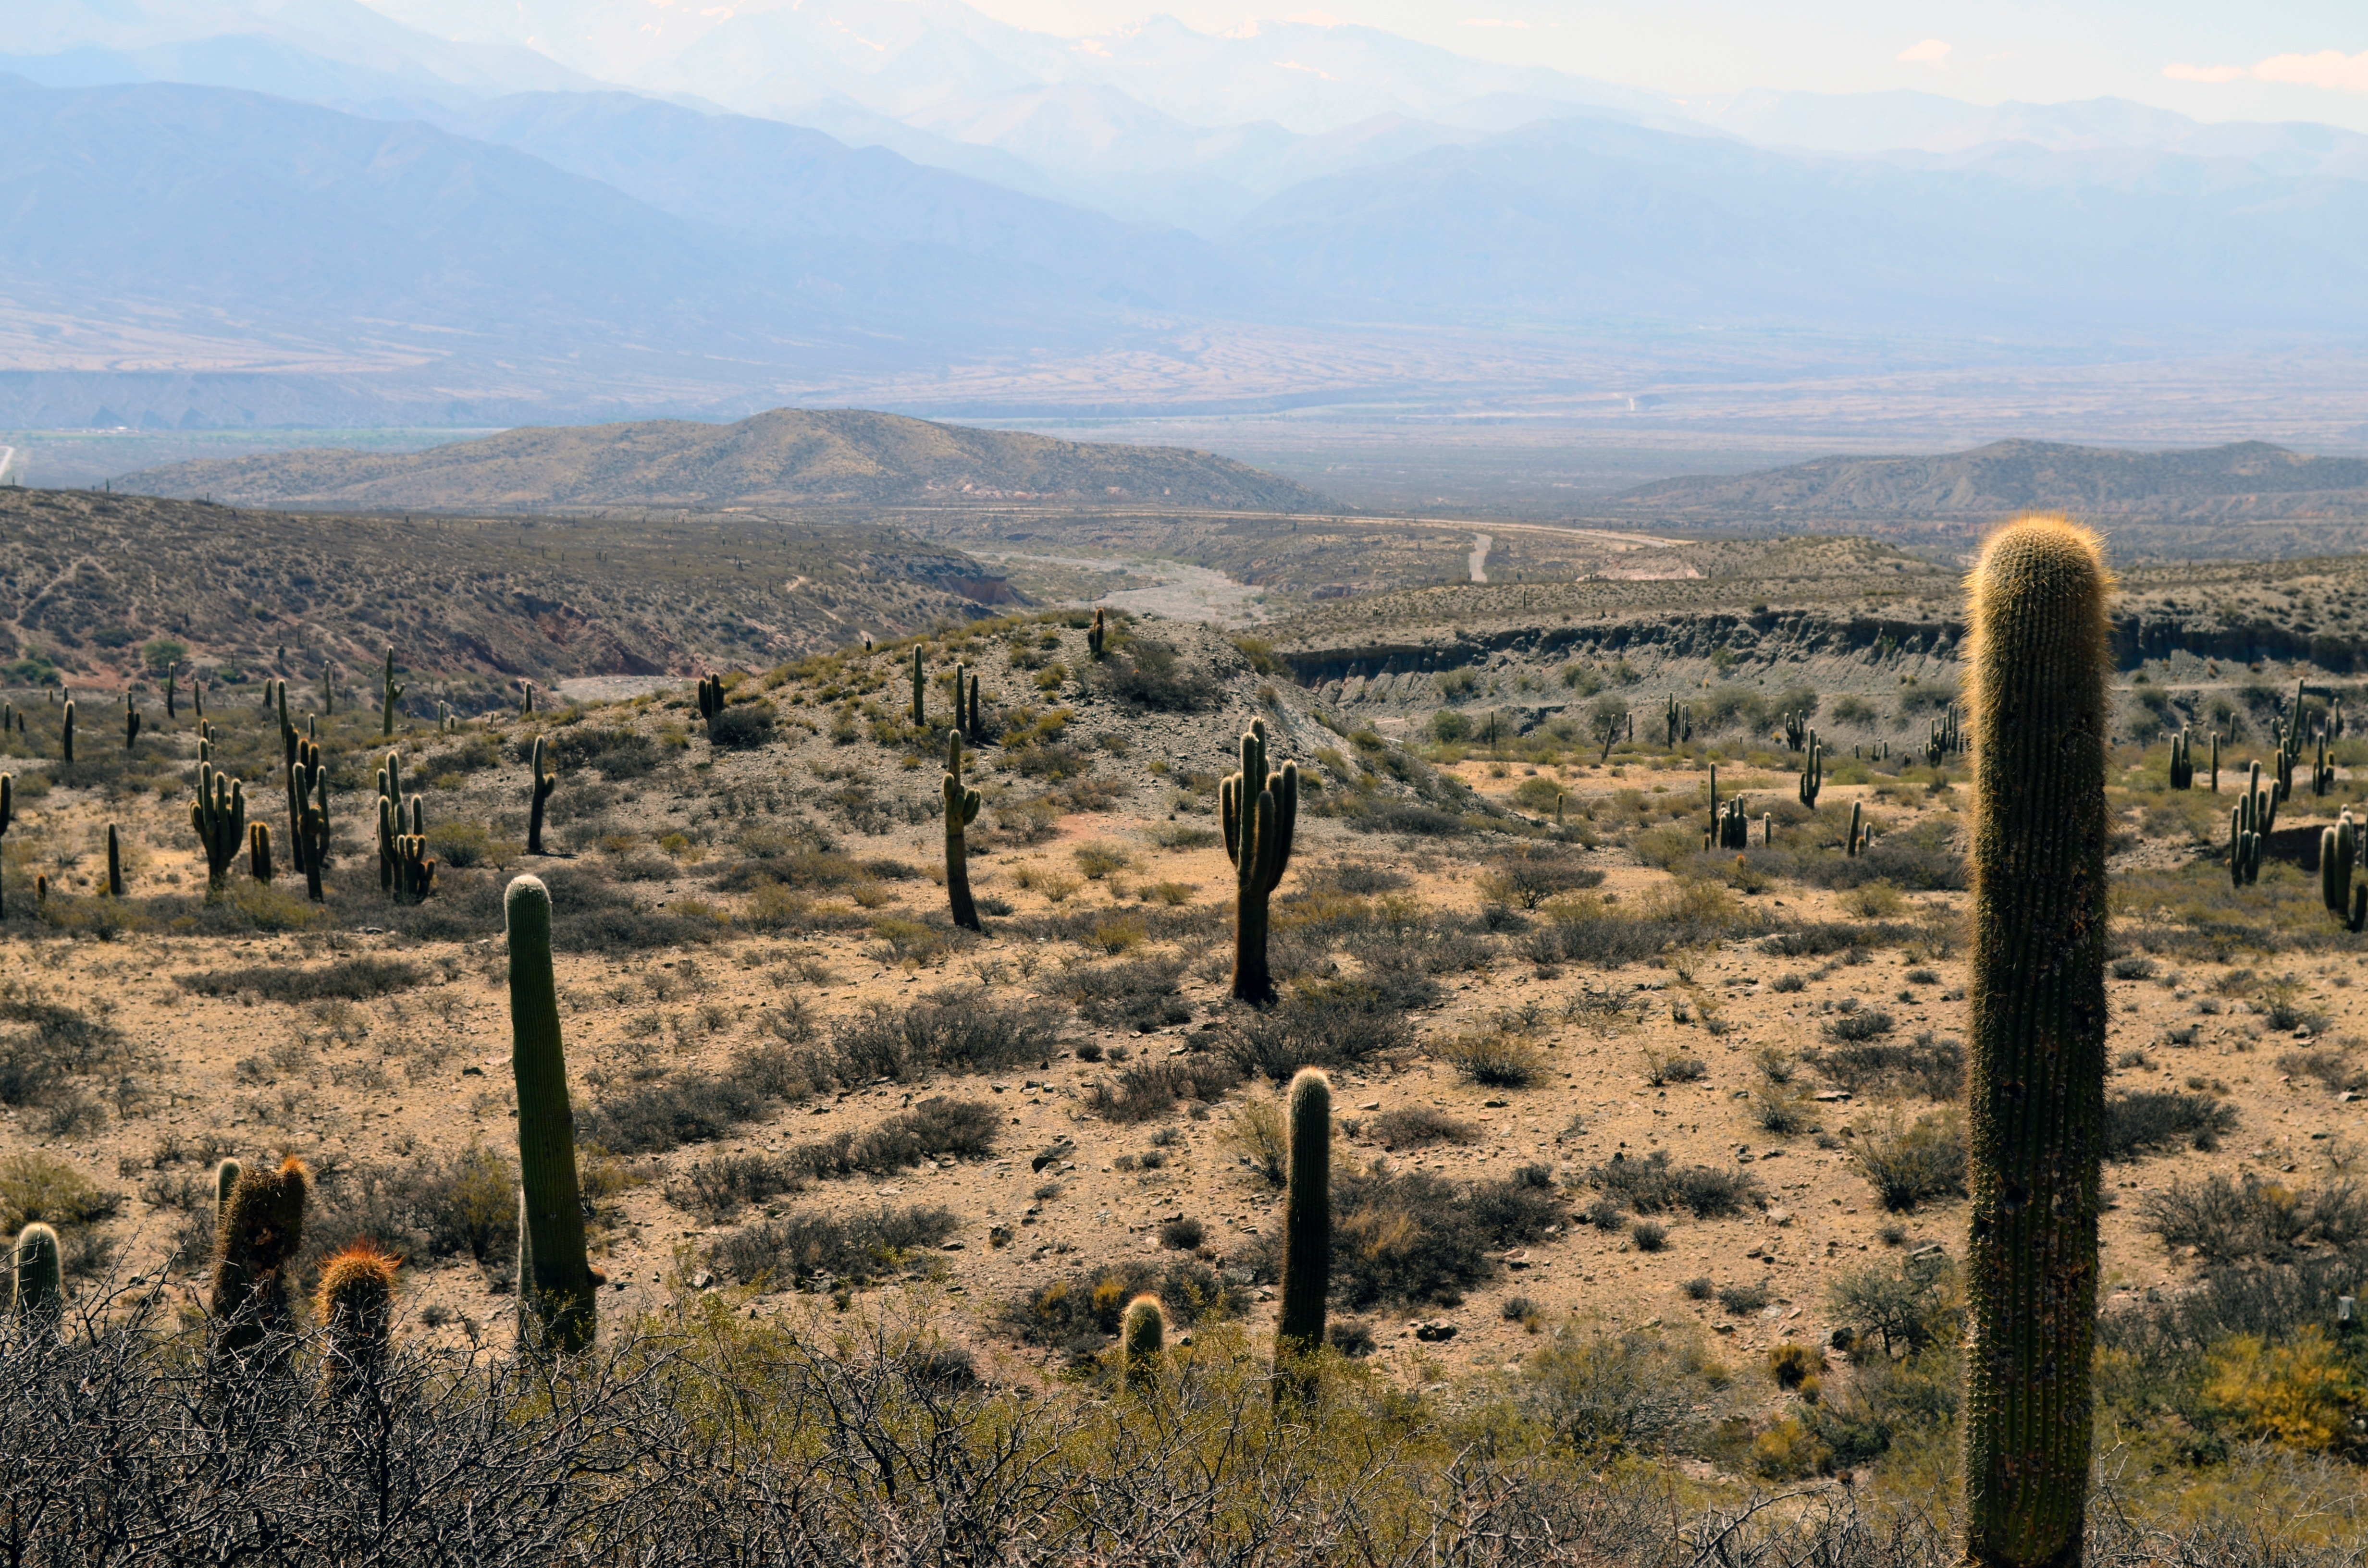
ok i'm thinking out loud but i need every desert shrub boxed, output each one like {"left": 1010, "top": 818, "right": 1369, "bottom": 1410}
{"left": 1717, "top": 1281, "right": 1772, "bottom": 1315}
{"left": 1809, "top": 1032, "right": 1964, "bottom": 1101}
{"left": 1438, "top": 1030, "right": 1542, "bottom": 1088}
{"left": 827, "top": 992, "right": 1065, "bottom": 1084}
{"left": 785, "top": 1099, "right": 999, "bottom": 1180}
{"left": 1084, "top": 1055, "right": 1244, "bottom": 1123}
{"left": 2202, "top": 1328, "right": 2367, "bottom": 1454}
{"left": 0, "top": 1152, "right": 121, "bottom": 1234}
{"left": 1584, "top": 1152, "right": 1762, "bottom": 1219}
{"left": 580, "top": 1073, "right": 764, "bottom": 1154}
{"left": 550, "top": 726, "right": 661, "bottom": 780}
{"left": 1851, "top": 1111, "right": 1967, "bottom": 1211}
{"left": 1476, "top": 848, "right": 1604, "bottom": 909}
{"left": 708, "top": 704, "right": 776, "bottom": 749}
{"left": 1215, "top": 979, "right": 1418, "bottom": 1081}
{"left": 1159, "top": 1217, "right": 1206, "bottom": 1251}
{"left": 1219, "top": 1095, "right": 1290, "bottom": 1187}
{"left": 1004, "top": 1257, "right": 1242, "bottom": 1357}
{"left": 2138, "top": 1174, "right": 2368, "bottom": 1263}
{"left": 2110, "top": 955, "right": 2158, "bottom": 980}
{"left": 1322, "top": 1166, "right": 1568, "bottom": 1308}
{"left": 709, "top": 1204, "right": 959, "bottom": 1287}
{"left": 175, "top": 957, "right": 425, "bottom": 1003}
{"left": 2105, "top": 1090, "right": 2238, "bottom": 1159}
{"left": 728, "top": 1040, "right": 829, "bottom": 1102}
{"left": 1358, "top": 804, "right": 1468, "bottom": 838}
{"left": 1828, "top": 1247, "right": 1960, "bottom": 1356}
{"left": 1822, "top": 1009, "right": 1895, "bottom": 1044}
{"left": 1061, "top": 957, "right": 1191, "bottom": 1031}
{"left": 670, "top": 1153, "right": 806, "bottom": 1224}
{"left": 1093, "top": 642, "right": 1215, "bottom": 713}
{"left": 1752, "top": 1087, "right": 1817, "bottom": 1136}
{"left": 1641, "top": 1046, "right": 1707, "bottom": 1086}
{"left": 1368, "top": 1107, "right": 1478, "bottom": 1150}
{"left": 1525, "top": 881, "right": 1763, "bottom": 967}
{"left": 305, "top": 1143, "right": 518, "bottom": 1273}
{"left": 1790, "top": 818, "right": 1965, "bottom": 892}
{"left": 1526, "top": 1328, "right": 1727, "bottom": 1454}
{"left": 1631, "top": 1219, "right": 1668, "bottom": 1252}
{"left": 2280, "top": 1049, "right": 2368, "bottom": 1095}
{"left": 1769, "top": 1343, "right": 1819, "bottom": 1390}
{"left": 1758, "top": 922, "right": 1914, "bottom": 958}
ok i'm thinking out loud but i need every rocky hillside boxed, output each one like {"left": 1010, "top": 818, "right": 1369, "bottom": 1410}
{"left": 115, "top": 409, "right": 1334, "bottom": 512}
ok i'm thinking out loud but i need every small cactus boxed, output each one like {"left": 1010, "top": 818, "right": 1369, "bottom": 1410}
{"left": 165, "top": 665, "right": 178, "bottom": 721}
{"left": 315, "top": 1242, "right": 399, "bottom": 1397}
{"left": 381, "top": 649, "right": 404, "bottom": 738}
{"left": 190, "top": 762, "right": 247, "bottom": 897}
{"left": 1274, "top": 1067, "right": 1332, "bottom": 1401}
{"left": 1221, "top": 719, "right": 1298, "bottom": 1004}
{"left": 1087, "top": 608, "right": 1108, "bottom": 661}
{"left": 943, "top": 733, "right": 984, "bottom": 932}
{"left": 105, "top": 823, "right": 123, "bottom": 897}
{"left": 248, "top": 822, "right": 273, "bottom": 883}
{"left": 527, "top": 735, "right": 557, "bottom": 856}
{"left": 210, "top": 1155, "right": 309, "bottom": 1356}
{"left": 1121, "top": 1293, "right": 1165, "bottom": 1390}
{"left": 12, "top": 1223, "right": 62, "bottom": 1322}
{"left": 1847, "top": 800, "right": 1864, "bottom": 858}
{"left": 506, "top": 876, "right": 596, "bottom": 1354}
{"left": 321, "top": 661, "right": 335, "bottom": 717}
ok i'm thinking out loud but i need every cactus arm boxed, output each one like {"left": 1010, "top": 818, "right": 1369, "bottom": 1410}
{"left": 1220, "top": 774, "right": 1241, "bottom": 863}
{"left": 1274, "top": 1067, "right": 1332, "bottom": 1395}
{"left": 1961, "top": 518, "right": 2110, "bottom": 1568}
{"left": 506, "top": 876, "right": 596, "bottom": 1354}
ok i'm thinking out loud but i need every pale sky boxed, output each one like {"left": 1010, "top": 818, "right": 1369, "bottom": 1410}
{"left": 964, "top": 0, "right": 2368, "bottom": 130}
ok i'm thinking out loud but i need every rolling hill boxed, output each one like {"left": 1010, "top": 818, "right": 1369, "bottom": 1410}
{"left": 116, "top": 408, "right": 1335, "bottom": 511}
{"left": 1610, "top": 440, "right": 2368, "bottom": 519}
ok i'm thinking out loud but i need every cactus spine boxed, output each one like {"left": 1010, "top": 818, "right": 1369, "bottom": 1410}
{"left": 1121, "top": 1293, "right": 1165, "bottom": 1391}
{"left": 910, "top": 645, "right": 925, "bottom": 725}
{"left": 61, "top": 698, "right": 73, "bottom": 763}
{"left": 190, "top": 762, "right": 246, "bottom": 897}
{"left": 12, "top": 1223, "right": 62, "bottom": 1322}
{"left": 248, "top": 822, "right": 273, "bottom": 883}
{"left": 506, "top": 876, "right": 595, "bottom": 1354}
{"left": 380, "top": 649, "right": 404, "bottom": 737}
{"left": 1221, "top": 718, "right": 1298, "bottom": 1004}
{"left": 210, "top": 1155, "right": 309, "bottom": 1355}
{"left": 105, "top": 823, "right": 123, "bottom": 896}
{"left": 315, "top": 1242, "right": 399, "bottom": 1397}
{"left": 1961, "top": 518, "right": 2111, "bottom": 1568}
{"left": 1274, "top": 1067, "right": 1332, "bottom": 1397}
{"left": 528, "top": 735, "right": 557, "bottom": 856}
{"left": 943, "top": 733, "right": 983, "bottom": 932}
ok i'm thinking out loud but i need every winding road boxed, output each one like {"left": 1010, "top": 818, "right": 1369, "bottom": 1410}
{"left": 1468, "top": 532, "right": 1492, "bottom": 583}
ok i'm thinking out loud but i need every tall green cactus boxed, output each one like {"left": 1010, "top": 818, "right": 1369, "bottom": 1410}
{"left": 248, "top": 822, "right": 273, "bottom": 884}
{"left": 965, "top": 669, "right": 983, "bottom": 742}
{"left": 507, "top": 875, "right": 596, "bottom": 1354}
{"left": 2168, "top": 727, "right": 2193, "bottom": 790}
{"left": 1087, "top": 607, "right": 1108, "bottom": 661}
{"left": 1961, "top": 517, "right": 2111, "bottom": 1568}
{"left": 321, "top": 661, "right": 334, "bottom": 717}
{"left": 123, "top": 690, "right": 140, "bottom": 750}
{"left": 943, "top": 733, "right": 983, "bottom": 932}
{"left": 381, "top": 649, "right": 404, "bottom": 737}
{"left": 1798, "top": 734, "right": 1822, "bottom": 808}
{"left": 1274, "top": 1066, "right": 1331, "bottom": 1400}
{"left": 697, "top": 673, "right": 725, "bottom": 732}
{"left": 911, "top": 645, "right": 925, "bottom": 725}
{"left": 2322, "top": 810, "right": 2356, "bottom": 918}
{"left": 12, "top": 1223, "right": 61, "bottom": 1322}
{"left": 190, "top": 762, "right": 246, "bottom": 897}
{"left": 2209, "top": 731, "right": 2220, "bottom": 794}
{"left": 528, "top": 735, "right": 557, "bottom": 856}
{"left": 377, "top": 750, "right": 400, "bottom": 893}
{"left": 105, "top": 823, "right": 123, "bottom": 897}
{"left": 315, "top": 1242, "right": 399, "bottom": 1397}
{"left": 300, "top": 800, "right": 327, "bottom": 903}
{"left": 1846, "top": 799, "right": 1864, "bottom": 858}
{"left": 60, "top": 698, "right": 73, "bottom": 764}
{"left": 1121, "top": 1293, "right": 1165, "bottom": 1391}
{"left": 1221, "top": 718, "right": 1298, "bottom": 1004}
{"left": 210, "top": 1155, "right": 309, "bottom": 1355}
{"left": 0, "top": 772, "right": 12, "bottom": 921}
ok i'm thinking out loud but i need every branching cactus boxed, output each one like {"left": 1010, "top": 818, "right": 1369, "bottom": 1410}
{"left": 315, "top": 1242, "right": 399, "bottom": 1397}
{"left": 210, "top": 1155, "right": 309, "bottom": 1356}
{"left": 1274, "top": 1067, "right": 1331, "bottom": 1402}
{"left": 910, "top": 645, "right": 925, "bottom": 725}
{"left": 506, "top": 875, "right": 596, "bottom": 1354}
{"left": 1221, "top": 718, "right": 1298, "bottom": 1004}
{"left": 12, "top": 1223, "right": 61, "bottom": 1322}
{"left": 1121, "top": 1294, "right": 1165, "bottom": 1391}
{"left": 381, "top": 648, "right": 404, "bottom": 738}
{"left": 2230, "top": 806, "right": 2263, "bottom": 888}
{"left": 1798, "top": 735, "right": 1823, "bottom": 808}
{"left": 190, "top": 762, "right": 247, "bottom": 897}
{"left": 395, "top": 832, "right": 435, "bottom": 900}
{"left": 1961, "top": 517, "right": 2112, "bottom": 1568}
{"left": 2168, "top": 728, "right": 2193, "bottom": 790}
{"left": 943, "top": 734, "right": 983, "bottom": 932}
{"left": 528, "top": 735, "right": 557, "bottom": 856}
{"left": 1847, "top": 800, "right": 1864, "bottom": 858}
{"left": 1784, "top": 710, "right": 1807, "bottom": 751}
{"left": 697, "top": 673, "right": 724, "bottom": 732}
{"left": 248, "top": 822, "right": 273, "bottom": 884}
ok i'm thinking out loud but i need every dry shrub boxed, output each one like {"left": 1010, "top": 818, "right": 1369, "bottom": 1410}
{"left": 1439, "top": 1030, "right": 1543, "bottom": 1089}
{"left": 1585, "top": 1151, "right": 1761, "bottom": 1219}
{"left": 1368, "top": 1107, "right": 1478, "bottom": 1150}
{"left": 1851, "top": 1110, "right": 1967, "bottom": 1211}
{"left": 1220, "top": 1095, "right": 1290, "bottom": 1187}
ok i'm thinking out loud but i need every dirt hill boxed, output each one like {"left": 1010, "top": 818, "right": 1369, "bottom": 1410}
{"left": 114, "top": 409, "right": 1334, "bottom": 512}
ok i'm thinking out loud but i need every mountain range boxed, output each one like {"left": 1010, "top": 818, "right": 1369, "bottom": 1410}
{"left": 8, "top": 0, "right": 2368, "bottom": 433}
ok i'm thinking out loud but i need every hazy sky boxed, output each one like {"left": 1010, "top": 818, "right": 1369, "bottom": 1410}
{"left": 966, "top": 0, "right": 2368, "bottom": 128}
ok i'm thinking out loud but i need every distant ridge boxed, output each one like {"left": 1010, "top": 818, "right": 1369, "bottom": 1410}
{"left": 117, "top": 409, "right": 1334, "bottom": 512}
{"left": 1612, "top": 440, "right": 2368, "bottom": 519}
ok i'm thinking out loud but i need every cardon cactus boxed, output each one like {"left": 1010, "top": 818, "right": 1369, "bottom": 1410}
{"left": 105, "top": 823, "right": 123, "bottom": 897}
{"left": 2168, "top": 728, "right": 2193, "bottom": 790}
{"left": 965, "top": 669, "right": 984, "bottom": 742}
{"left": 0, "top": 772, "right": 12, "bottom": 919}
{"left": 2322, "top": 811, "right": 2356, "bottom": 918}
{"left": 61, "top": 698, "right": 74, "bottom": 764}
{"left": 519, "top": 680, "right": 534, "bottom": 717}
{"left": 1274, "top": 1067, "right": 1332, "bottom": 1399}
{"left": 1961, "top": 518, "right": 2112, "bottom": 1568}
{"left": 697, "top": 673, "right": 725, "bottom": 731}
{"left": 1121, "top": 1293, "right": 1165, "bottom": 1390}
{"left": 12, "top": 1223, "right": 62, "bottom": 1321}
{"left": 321, "top": 661, "right": 334, "bottom": 717}
{"left": 376, "top": 752, "right": 400, "bottom": 892}
{"left": 248, "top": 822, "right": 273, "bottom": 884}
{"left": 1087, "top": 608, "right": 1108, "bottom": 661}
{"left": 2230, "top": 806, "right": 2263, "bottom": 888}
{"left": 1847, "top": 800, "right": 1864, "bottom": 858}
{"left": 2210, "top": 732, "right": 2220, "bottom": 793}
{"left": 395, "top": 831, "right": 435, "bottom": 901}
{"left": 123, "top": 691, "right": 140, "bottom": 751}
{"left": 1784, "top": 710, "right": 1808, "bottom": 752}
{"left": 1798, "top": 735, "right": 1823, "bottom": 808}
{"left": 300, "top": 800, "right": 328, "bottom": 903}
{"left": 214, "top": 1157, "right": 242, "bottom": 1222}
{"left": 1221, "top": 719, "right": 1298, "bottom": 1004}
{"left": 943, "top": 734, "right": 983, "bottom": 932}
{"left": 190, "top": 762, "right": 247, "bottom": 896}
{"left": 210, "top": 1155, "right": 310, "bottom": 1355}
{"left": 506, "top": 875, "right": 596, "bottom": 1354}
{"left": 380, "top": 648, "right": 404, "bottom": 738}
{"left": 315, "top": 1242, "right": 399, "bottom": 1396}
{"left": 910, "top": 645, "right": 925, "bottom": 725}
{"left": 527, "top": 735, "right": 557, "bottom": 856}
